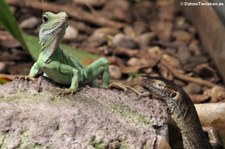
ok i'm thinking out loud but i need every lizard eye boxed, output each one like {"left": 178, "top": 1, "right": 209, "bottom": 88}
{"left": 157, "top": 83, "right": 164, "bottom": 87}
{"left": 42, "top": 16, "right": 48, "bottom": 23}
{"left": 170, "top": 92, "right": 177, "bottom": 98}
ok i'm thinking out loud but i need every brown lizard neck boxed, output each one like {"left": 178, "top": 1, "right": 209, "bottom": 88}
{"left": 170, "top": 91, "right": 212, "bottom": 149}
{"left": 140, "top": 76, "right": 212, "bottom": 149}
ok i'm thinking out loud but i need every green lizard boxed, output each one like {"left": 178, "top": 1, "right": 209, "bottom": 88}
{"left": 26, "top": 12, "right": 109, "bottom": 93}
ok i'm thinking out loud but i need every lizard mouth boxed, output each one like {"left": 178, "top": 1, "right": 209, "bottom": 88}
{"left": 139, "top": 76, "right": 168, "bottom": 98}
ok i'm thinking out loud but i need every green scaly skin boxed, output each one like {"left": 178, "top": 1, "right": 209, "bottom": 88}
{"left": 140, "top": 76, "right": 212, "bottom": 149}
{"left": 28, "top": 12, "right": 109, "bottom": 93}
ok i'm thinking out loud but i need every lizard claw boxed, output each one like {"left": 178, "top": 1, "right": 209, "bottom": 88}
{"left": 13, "top": 76, "right": 36, "bottom": 82}
{"left": 109, "top": 82, "right": 141, "bottom": 96}
{"left": 57, "top": 88, "right": 75, "bottom": 96}
{"left": 109, "top": 82, "right": 128, "bottom": 92}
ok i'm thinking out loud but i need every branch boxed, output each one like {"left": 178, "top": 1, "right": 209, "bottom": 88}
{"left": 161, "top": 59, "right": 217, "bottom": 88}
{"left": 6, "top": 0, "right": 124, "bottom": 29}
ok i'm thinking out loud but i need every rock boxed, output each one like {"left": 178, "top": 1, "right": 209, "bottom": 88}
{"left": 109, "top": 65, "right": 122, "bottom": 79}
{"left": 112, "top": 34, "right": 138, "bottom": 49}
{"left": 85, "top": 27, "right": 118, "bottom": 48}
{"left": 19, "top": 17, "right": 39, "bottom": 29}
{"left": 64, "top": 26, "right": 78, "bottom": 40}
{"left": 0, "top": 79, "right": 169, "bottom": 148}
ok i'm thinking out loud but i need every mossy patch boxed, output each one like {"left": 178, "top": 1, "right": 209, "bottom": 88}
{"left": 91, "top": 137, "right": 128, "bottom": 149}
{"left": 91, "top": 137, "right": 104, "bottom": 149}
{"left": 112, "top": 104, "right": 152, "bottom": 127}
{"left": 18, "top": 130, "right": 42, "bottom": 149}
{"left": 0, "top": 133, "right": 6, "bottom": 147}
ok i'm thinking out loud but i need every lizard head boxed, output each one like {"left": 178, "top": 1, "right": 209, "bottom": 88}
{"left": 139, "top": 75, "right": 185, "bottom": 112}
{"left": 39, "top": 12, "right": 68, "bottom": 62}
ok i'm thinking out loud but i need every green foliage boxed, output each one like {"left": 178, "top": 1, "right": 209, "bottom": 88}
{"left": 23, "top": 34, "right": 97, "bottom": 65}
{"left": 0, "top": 0, "right": 28, "bottom": 49}
{"left": 91, "top": 137, "right": 104, "bottom": 149}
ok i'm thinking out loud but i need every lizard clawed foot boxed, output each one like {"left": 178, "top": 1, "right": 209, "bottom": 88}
{"left": 109, "top": 82, "right": 141, "bottom": 96}
{"left": 13, "top": 76, "right": 36, "bottom": 82}
{"left": 57, "top": 88, "right": 75, "bottom": 96}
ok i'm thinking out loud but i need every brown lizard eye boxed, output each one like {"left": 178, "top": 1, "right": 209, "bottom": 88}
{"left": 158, "top": 83, "right": 163, "bottom": 87}
{"left": 170, "top": 92, "right": 177, "bottom": 98}
{"left": 42, "top": 16, "right": 48, "bottom": 23}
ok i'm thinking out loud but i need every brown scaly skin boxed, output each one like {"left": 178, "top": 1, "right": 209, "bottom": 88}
{"left": 139, "top": 75, "right": 212, "bottom": 149}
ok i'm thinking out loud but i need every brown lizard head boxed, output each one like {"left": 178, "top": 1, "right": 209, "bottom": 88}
{"left": 139, "top": 75, "right": 191, "bottom": 116}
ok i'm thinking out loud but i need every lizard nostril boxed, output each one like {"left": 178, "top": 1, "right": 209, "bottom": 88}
{"left": 58, "top": 12, "right": 68, "bottom": 21}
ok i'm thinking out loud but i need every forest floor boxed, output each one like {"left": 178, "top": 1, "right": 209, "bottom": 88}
{"left": 0, "top": 0, "right": 225, "bottom": 147}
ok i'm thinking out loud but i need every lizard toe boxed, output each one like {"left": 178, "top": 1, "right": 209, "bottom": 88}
{"left": 57, "top": 88, "right": 75, "bottom": 96}
{"left": 13, "top": 76, "right": 35, "bottom": 82}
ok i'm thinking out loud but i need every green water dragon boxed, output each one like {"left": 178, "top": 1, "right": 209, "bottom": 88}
{"left": 27, "top": 12, "right": 109, "bottom": 93}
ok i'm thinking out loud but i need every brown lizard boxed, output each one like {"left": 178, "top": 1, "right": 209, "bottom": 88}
{"left": 139, "top": 75, "right": 212, "bottom": 149}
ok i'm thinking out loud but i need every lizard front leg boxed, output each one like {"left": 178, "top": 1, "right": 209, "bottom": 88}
{"left": 83, "top": 57, "right": 109, "bottom": 87}
{"left": 29, "top": 62, "right": 41, "bottom": 78}
{"left": 14, "top": 62, "right": 40, "bottom": 81}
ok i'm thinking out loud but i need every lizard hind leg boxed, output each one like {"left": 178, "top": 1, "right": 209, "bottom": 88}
{"left": 84, "top": 57, "right": 109, "bottom": 87}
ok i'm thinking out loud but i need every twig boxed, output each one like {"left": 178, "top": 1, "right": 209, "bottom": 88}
{"left": 114, "top": 48, "right": 138, "bottom": 57}
{"left": 189, "top": 94, "right": 210, "bottom": 103}
{"left": 6, "top": 0, "right": 124, "bottom": 29}
{"left": 151, "top": 40, "right": 185, "bottom": 49}
{"left": 160, "top": 59, "right": 217, "bottom": 88}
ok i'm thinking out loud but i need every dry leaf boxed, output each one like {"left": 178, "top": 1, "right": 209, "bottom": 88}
{"left": 204, "top": 86, "right": 225, "bottom": 102}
